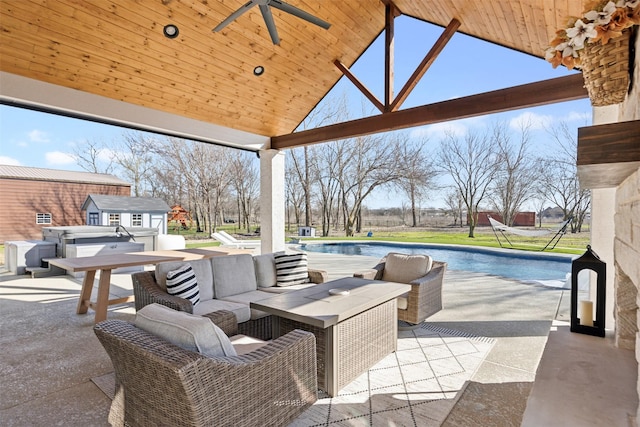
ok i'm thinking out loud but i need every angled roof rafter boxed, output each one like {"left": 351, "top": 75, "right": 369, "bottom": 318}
{"left": 271, "top": 73, "right": 588, "bottom": 149}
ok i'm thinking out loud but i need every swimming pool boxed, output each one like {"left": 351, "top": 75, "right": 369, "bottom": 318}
{"left": 303, "top": 241, "right": 574, "bottom": 283}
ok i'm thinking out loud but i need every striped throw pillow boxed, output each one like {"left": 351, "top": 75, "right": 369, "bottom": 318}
{"left": 274, "top": 252, "right": 309, "bottom": 286}
{"left": 166, "top": 264, "right": 200, "bottom": 306}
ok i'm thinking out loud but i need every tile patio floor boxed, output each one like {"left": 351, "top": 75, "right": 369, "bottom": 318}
{"left": 0, "top": 251, "right": 636, "bottom": 426}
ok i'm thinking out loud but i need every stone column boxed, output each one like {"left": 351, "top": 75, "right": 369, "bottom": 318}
{"left": 259, "top": 149, "right": 286, "bottom": 254}
{"left": 590, "top": 105, "right": 619, "bottom": 333}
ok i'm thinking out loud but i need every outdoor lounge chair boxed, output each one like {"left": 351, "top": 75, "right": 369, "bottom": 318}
{"left": 353, "top": 252, "right": 446, "bottom": 327}
{"left": 93, "top": 309, "right": 317, "bottom": 427}
{"left": 212, "top": 231, "right": 261, "bottom": 249}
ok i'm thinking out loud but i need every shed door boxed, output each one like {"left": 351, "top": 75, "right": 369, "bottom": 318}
{"left": 151, "top": 214, "right": 164, "bottom": 234}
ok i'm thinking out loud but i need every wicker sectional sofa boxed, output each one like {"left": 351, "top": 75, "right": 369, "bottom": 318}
{"left": 132, "top": 253, "right": 328, "bottom": 340}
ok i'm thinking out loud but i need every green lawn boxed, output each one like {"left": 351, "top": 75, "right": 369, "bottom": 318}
{"left": 0, "top": 226, "right": 589, "bottom": 263}
{"left": 182, "top": 227, "right": 590, "bottom": 255}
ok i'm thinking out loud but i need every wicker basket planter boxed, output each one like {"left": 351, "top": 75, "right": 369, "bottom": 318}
{"left": 580, "top": 28, "right": 634, "bottom": 106}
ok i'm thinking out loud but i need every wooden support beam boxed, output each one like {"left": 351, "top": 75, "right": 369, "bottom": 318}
{"left": 271, "top": 74, "right": 588, "bottom": 150}
{"left": 390, "top": 18, "right": 461, "bottom": 112}
{"left": 577, "top": 119, "right": 640, "bottom": 188}
{"left": 577, "top": 120, "right": 640, "bottom": 165}
{"left": 333, "top": 60, "right": 384, "bottom": 113}
{"left": 384, "top": 1, "right": 395, "bottom": 111}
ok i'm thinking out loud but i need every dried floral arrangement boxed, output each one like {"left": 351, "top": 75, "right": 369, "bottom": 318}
{"left": 546, "top": 0, "right": 640, "bottom": 69}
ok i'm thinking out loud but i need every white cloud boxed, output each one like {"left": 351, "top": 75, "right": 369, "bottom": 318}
{"left": 564, "top": 111, "right": 592, "bottom": 124}
{"left": 28, "top": 129, "right": 50, "bottom": 143}
{"left": 410, "top": 117, "right": 486, "bottom": 141}
{"left": 46, "top": 151, "right": 76, "bottom": 165}
{"left": 509, "top": 111, "right": 554, "bottom": 131}
{"left": 97, "top": 148, "right": 117, "bottom": 162}
{"left": 0, "top": 156, "right": 22, "bottom": 166}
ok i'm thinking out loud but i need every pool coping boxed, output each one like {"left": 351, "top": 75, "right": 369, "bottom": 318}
{"left": 299, "top": 239, "right": 577, "bottom": 262}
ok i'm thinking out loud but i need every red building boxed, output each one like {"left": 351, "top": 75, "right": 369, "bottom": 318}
{"left": 475, "top": 211, "right": 536, "bottom": 227}
{"left": 0, "top": 165, "right": 130, "bottom": 243}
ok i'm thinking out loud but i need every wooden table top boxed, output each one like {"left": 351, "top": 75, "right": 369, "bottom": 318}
{"left": 47, "top": 253, "right": 186, "bottom": 272}
{"left": 251, "top": 277, "right": 411, "bottom": 328}
{"left": 46, "top": 247, "right": 252, "bottom": 272}
{"left": 141, "top": 247, "right": 252, "bottom": 260}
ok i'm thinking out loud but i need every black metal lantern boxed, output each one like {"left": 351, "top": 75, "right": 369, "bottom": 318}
{"left": 571, "top": 245, "right": 606, "bottom": 337}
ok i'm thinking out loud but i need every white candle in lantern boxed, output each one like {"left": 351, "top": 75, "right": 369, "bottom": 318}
{"left": 580, "top": 300, "right": 594, "bottom": 327}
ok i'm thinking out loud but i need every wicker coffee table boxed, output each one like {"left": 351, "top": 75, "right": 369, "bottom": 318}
{"left": 251, "top": 277, "right": 411, "bottom": 396}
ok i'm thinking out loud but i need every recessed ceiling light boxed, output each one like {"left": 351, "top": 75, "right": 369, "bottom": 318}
{"left": 253, "top": 65, "right": 265, "bottom": 76}
{"left": 163, "top": 24, "right": 179, "bottom": 39}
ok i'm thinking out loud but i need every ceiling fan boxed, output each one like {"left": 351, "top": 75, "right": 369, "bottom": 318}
{"left": 213, "top": 0, "right": 331, "bottom": 45}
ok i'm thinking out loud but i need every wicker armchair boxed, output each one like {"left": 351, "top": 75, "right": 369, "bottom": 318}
{"left": 94, "top": 310, "right": 317, "bottom": 427}
{"left": 354, "top": 255, "right": 446, "bottom": 325}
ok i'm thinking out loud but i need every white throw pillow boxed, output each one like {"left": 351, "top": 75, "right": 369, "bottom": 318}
{"left": 382, "top": 253, "right": 432, "bottom": 283}
{"left": 135, "top": 304, "right": 237, "bottom": 358}
{"left": 274, "top": 252, "right": 309, "bottom": 286}
{"left": 166, "top": 264, "right": 200, "bottom": 307}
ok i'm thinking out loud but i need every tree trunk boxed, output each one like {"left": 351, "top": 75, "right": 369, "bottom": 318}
{"left": 468, "top": 211, "right": 477, "bottom": 238}
{"left": 304, "top": 147, "right": 312, "bottom": 227}
{"left": 410, "top": 186, "right": 418, "bottom": 227}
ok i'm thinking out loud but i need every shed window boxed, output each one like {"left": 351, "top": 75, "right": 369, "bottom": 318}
{"left": 36, "top": 213, "right": 52, "bottom": 224}
{"left": 132, "top": 213, "right": 142, "bottom": 227}
{"left": 109, "top": 213, "right": 120, "bottom": 226}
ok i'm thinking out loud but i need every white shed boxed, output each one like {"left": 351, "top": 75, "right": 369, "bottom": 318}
{"left": 81, "top": 194, "right": 170, "bottom": 234}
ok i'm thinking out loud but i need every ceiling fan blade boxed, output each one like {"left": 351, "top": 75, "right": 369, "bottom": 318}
{"left": 212, "top": 0, "right": 257, "bottom": 32}
{"left": 269, "top": 0, "right": 331, "bottom": 30}
{"left": 259, "top": 4, "right": 280, "bottom": 45}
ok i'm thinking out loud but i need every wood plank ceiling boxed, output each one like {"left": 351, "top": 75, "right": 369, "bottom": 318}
{"left": 0, "top": 0, "right": 586, "bottom": 145}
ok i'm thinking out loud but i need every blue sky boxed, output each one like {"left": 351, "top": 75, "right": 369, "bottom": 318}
{"left": 0, "top": 16, "right": 591, "bottom": 207}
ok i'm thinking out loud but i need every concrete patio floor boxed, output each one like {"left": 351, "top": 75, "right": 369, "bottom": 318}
{"left": 0, "top": 251, "right": 636, "bottom": 426}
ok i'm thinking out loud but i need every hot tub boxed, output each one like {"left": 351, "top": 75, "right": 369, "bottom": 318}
{"left": 42, "top": 226, "right": 159, "bottom": 258}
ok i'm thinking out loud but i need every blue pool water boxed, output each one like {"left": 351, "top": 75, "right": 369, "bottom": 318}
{"left": 303, "top": 242, "right": 573, "bottom": 283}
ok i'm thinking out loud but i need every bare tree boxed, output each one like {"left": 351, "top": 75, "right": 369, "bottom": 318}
{"left": 112, "top": 132, "right": 160, "bottom": 197}
{"left": 394, "top": 134, "right": 439, "bottom": 227}
{"left": 489, "top": 121, "right": 538, "bottom": 226}
{"left": 537, "top": 121, "right": 590, "bottom": 232}
{"left": 164, "top": 139, "right": 232, "bottom": 234}
{"left": 285, "top": 156, "right": 305, "bottom": 229}
{"left": 72, "top": 139, "right": 115, "bottom": 174}
{"left": 289, "top": 93, "right": 348, "bottom": 229}
{"left": 444, "top": 188, "right": 465, "bottom": 227}
{"left": 310, "top": 143, "right": 341, "bottom": 236}
{"left": 530, "top": 192, "right": 548, "bottom": 228}
{"left": 229, "top": 151, "right": 259, "bottom": 233}
{"left": 336, "top": 133, "right": 401, "bottom": 236}
{"left": 437, "top": 129, "right": 500, "bottom": 237}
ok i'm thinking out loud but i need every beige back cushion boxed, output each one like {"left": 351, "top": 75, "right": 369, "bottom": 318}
{"left": 155, "top": 259, "right": 214, "bottom": 300}
{"left": 381, "top": 253, "right": 432, "bottom": 283}
{"left": 211, "top": 254, "right": 257, "bottom": 298}
{"left": 135, "top": 303, "right": 237, "bottom": 358}
{"left": 253, "top": 253, "right": 277, "bottom": 288}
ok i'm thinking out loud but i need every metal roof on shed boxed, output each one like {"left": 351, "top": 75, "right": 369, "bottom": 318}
{"left": 0, "top": 165, "right": 130, "bottom": 186}
{"left": 82, "top": 194, "right": 170, "bottom": 213}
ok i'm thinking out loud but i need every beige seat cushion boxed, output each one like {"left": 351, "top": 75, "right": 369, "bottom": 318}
{"left": 382, "top": 253, "right": 433, "bottom": 283}
{"left": 135, "top": 303, "right": 236, "bottom": 358}
{"left": 192, "top": 299, "right": 252, "bottom": 323}
{"left": 220, "top": 290, "right": 274, "bottom": 320}
{"left": 229, "top": 334, "right": 268, "bottom": 355}
{"left": 397, "top": 295, "right": 409, "bottom": 310}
